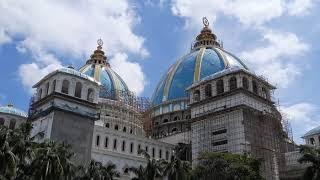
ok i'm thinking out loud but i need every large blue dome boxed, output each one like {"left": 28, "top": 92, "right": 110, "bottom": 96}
{"left": 151, "top": 47, "right": 248, "bottom": 106}
{"left": 79, "top": 42, "right": 130, "bottom": 100}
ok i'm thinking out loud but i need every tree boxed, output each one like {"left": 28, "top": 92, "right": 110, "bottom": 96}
{"left": 74, "top": 160, "right": 120, "bottom": 180}
{"left": 163, "top": 156, "right": 191, "bottom": 180}
{"left": 0, "top": 126, "right": 17, "bottom": 179}
{"left": 298, "top": 145, "right": 320, "bottom": 180}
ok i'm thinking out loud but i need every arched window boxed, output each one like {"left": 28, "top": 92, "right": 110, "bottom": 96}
{"left": 173, "top": 116, "right": 180, "bottom": 121}
{"left": 252, "top": 81, "right": 258, "bottom": 94}
{"left": 104, "top": 137, "right": 108, "bottom": 148}
{"left": 205, "top": 84, "right": 212, "bottom": 97}
{"left": 229, "top": 77, "right": 237, "bottom": 90}
{"left": 152, "top": 148, "right": 155, "bottom": 158}
{"left": 61, "top": 80, "right": 70, "bottom": 94}
{"left": 145, "top": 146, "right": 149, "bottom": 153}
{"left": 113, "top": 139, "right": 117, "bottom": 150}
{"left": 137, "top": 144, "right": 141, "bottom": 155}
{"left": 130, "top": 143, "right": 134, "bottom": 153}
{"left": 261, "top": 87, "right": 268, "bottom": 99}
{"left": 9, "top": 119, "right": 16, "bottom": 129}
{"left": 87, "top": 88, "right": 94, "bottom": 102}
{"left": 124, "top": 168, "right": 129, "bottom": 174}
{"left": 216, "top": 79, "right": 224, "bottom": 94}
{"left": 310, "top": 138, "right": 315, "bottom": 145}
{"left": 115, "top": 124, "right": 119, "bottom": 130}
{"left": 75, "top": 82, "right": 82, "bottom": 98}
{"left": 165, "top": 151, "right": 169, "bottom": 160}
{"left": 0, "top": 118, "right": 5, "bottom": 125}
{"left": 96, "top": 135, "right": 100, "bottom": 147}
{"left": 159, "top": 149, "right": 162, "bottom": 159}
{"left": 52, "top": 80, "right": 56, "bottom": 93}
{"left": 242, "top": 77, "right": 249, "bottom": 90}
{"left": 38, "top": 89, "right": 43, "bottom": 100}
{"left": 163, "top": 119, "right": 168, "bottom": 123}
{"left": 186, "top": 115, "right": 191, "bottom": 119}
{"left": 122, "top": 140, "right": 126, "bottom": 152}
{"left": 193, "top": 90, "right": 200, "bottom": 102}
{"left": 130, "top": 129, "right": 133, "bottom": 134}
{"left": 105, "top": 123, "right": 110, "bottom": 128}
{"left": 171, "top": 127, "right": 178, "bottom": 133}
{"left": 45, "top": 82, "right": 50, "bottom": 96}
{"left": 123, "top": 127, "right": 127, "bottom": 132}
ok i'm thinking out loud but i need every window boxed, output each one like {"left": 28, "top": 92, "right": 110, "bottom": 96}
{"left": 113, "top": 139, "right": 117, "bottom": 150}
{"left": 212, "top": 140, "right": 228, "bottom": 146}
{"left": 122, "top": 141, "right": 126, "bottom": 152}
{"left": 310, "top": 138, "right": 315, "bottom": 145}
{"left": 61, "top": 80, "right": 70, "bottom": 94}
{"left": 229, "top": 77, "right": 237, "bottom": 90}
{"left": 123, "top": 127, "right": 127, "bottom": 132}
{"left": 9, "top": 119, "right": 16, "bottom": 129}
{"left": 193, "top": 90, "right": 200, "bottom": 102}
{"left": 205, "top": 84, "right": 212, "bottom": 97}
{"left": 163, "top": 119, "right": 168, "bottom": 123}
{"left": 212, "top": 129, "right": 227, "bottom": 135}
{"left": 38, "top": 89, "right": 43, "bottom": 99}
{"left": 130, "top": 129, "right": 133, "bottom": 134}
{"left": 138, "top": 144, "right": 141, "bottom": 155}
{"left": 152, "top": 148, "right": 155, "bottom": 158}
{"left": 115, "top": 125, "right": 119, "bottom": 130}
{"left": 45, "top": 82, "right": 50, "bottom": 96}
{"left": 261, "top": 87, "right": 268, "bottom": 99}
{"left": 130, "top": 143, "right": 134, "bottom": 153}
{"left": 124, "top": 168, "right": 129, "bottom": 174}
{"left": 104, "top": 137, "right": 108, "bottom": 148}
{"left": 171, "top": 128, "right": 178, "bottom": 133}
{"left": 159, "top": 149, "right": 162, "bottom": 159}
{"left": 75, "top": 82, "right": 82, "bottom": 98}
{"left": 252, "top": 81, "right": 258, "bottom": 94}
{"left": 173, "top": 116, "right": 180, "bottom": 121}
{"left": 165, "top": 151, "right": 169, "bottom": 160}
{"left": 105, "top": 123, "right": 110, "bottom": 128}
{"left": 186, "top": 115, "right": 191, "bottom": 119}
{"left": 145, "top": 146, "right": 149, "bottom": 153}
{"left": 216, "top": 79, "right": 224, "bottom": 94}
{"left": 242, "top": 77, "right": 249, "bottom": 90}
{"left": 52, "top": 80, "right": 56, "bottom": 93}
{"left": 0, "top": 118, "right": 4, "bottom": 125}
{"left": 87, "top": 88, "right": 94, "bottom": 102}
{"left": 96, "top": 135, "right": 100, "bottom": 147}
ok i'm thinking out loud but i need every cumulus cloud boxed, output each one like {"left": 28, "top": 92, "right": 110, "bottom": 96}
{"left": 287, "top": 0, "right": 314, "bottom": 16}
{"left": 281, "top": 103, "right": 319, "bottom": 143}
{"left": 110, "top": 53, "right": 146, "bottom": 96}
{"left": 0, "top": 0, "right": 148, "bottom": 93}
{"left": 240, "top": 31, "right": 309, "bottom": 87}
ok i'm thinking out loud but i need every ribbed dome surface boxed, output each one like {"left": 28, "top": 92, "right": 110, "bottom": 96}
{"left": 151, "top": 47, "right": 248, "bottom": 106}
{"left": 0, "top": 104, "right": 27, "bottom": 118}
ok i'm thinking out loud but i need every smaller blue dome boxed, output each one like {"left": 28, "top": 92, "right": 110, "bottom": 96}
{"left": 303, "top": 126, "right": 320, "bottom": 138}
{"left": 0, "top": 104, "right": 28, "bottom": 118}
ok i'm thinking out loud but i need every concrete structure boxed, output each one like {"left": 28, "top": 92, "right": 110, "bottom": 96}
{"left": 302, "top": 125, "right": 320, "bottom": 146}
{"left": 0, "top": 104, "right": 27, "bottom": 129}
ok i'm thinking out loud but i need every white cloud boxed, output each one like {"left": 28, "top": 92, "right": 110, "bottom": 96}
{"left": 241, "top": 31, "right": 309, "bottom": 88}
{"left": 110, "top": 53, "right": 146, "bottom": 95}
{"left": 281, "top": 103, "right": 319, "bottom": 143}
{"left": 0, "top": 0, "right": 148, "bottom": 93}
{"left": 287, "top": 0, "right": 314, "bottom": 16}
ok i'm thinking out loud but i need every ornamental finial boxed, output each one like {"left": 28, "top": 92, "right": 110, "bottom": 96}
{"left": 97, "top": 38, "right": 103, "bottom": 46}
{"left": 203, "top": 17, "right": 209, "bottom": 27}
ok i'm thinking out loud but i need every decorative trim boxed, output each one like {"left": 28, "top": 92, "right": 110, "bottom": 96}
{"left": 193, "top": 47, "right": 206, "bottom": 82}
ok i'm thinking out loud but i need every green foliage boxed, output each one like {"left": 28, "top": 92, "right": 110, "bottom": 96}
{"left": 192, "top": 152, "right": 264, "bottom": 180}
{"left": 298, "top": 145, "right": 320, "bottom": 180}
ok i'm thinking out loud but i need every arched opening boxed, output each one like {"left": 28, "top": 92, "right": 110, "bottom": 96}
{"left": 123, "top": 127, "right": 127, "bottom": 132}
{"left": 123, "top": 168, "right": 129, "bottom": 174}
{"left": 9, "top": 119, "right": 16, "bottom": 129}
{"left": 130, "top": 143, "right": 134, "bottom": 153}
{"left": 163, "top": 119, "right": 168, "bottom": 123}
{"left": 173, "top": 116, "right": 180, "bottom": 121}
{"left": 186, "top": 115, "right": 191, "bottom": 119}
{"left": 104, "top": 137, "right": 108, "bottom": 148}
{"left": 310, "top": 138, "right": 315, "bottom": 145}
{"left": 159, "top": 149, "right": 162, "bottom": 159}
{"left": 193, "top": 90, "right": 200, "bottom": 102}
{"left": 96, "top": 135, "right": 100, "bottom": 147}
{"left": 87, "top": 88, "right": 94, "bottom": 102}
{"left": 114, "top": 125, "right": 119, "bottom": 130}
{"left": 216, "top": 79, "right": 224, "bottom": 94}
{"left": 0, "top": 118, "right": 5, "bottom": 125}
{"left": 45, "top": 82, "right": 50, "bottom": 96}
{"left": 130, "top": 129, "right": 133, "bottom": 134}
{"left": 205, "top": 84, "right": 212, "bottom": 97}
{"left": 137, "top": 144, "right": 141, "bottom": 155}
{"left": 61, "top": 80, "right": 70, "bottom": 94}
{"left": 229, "top": 77, "right": 237, "bottom": 90}
{"left": 75, "top": 82, "right": 82, "bottom": 98}
{"left": 145, "top": 146, "right": 149, "bottom": 152}
{"left": 113, "top": 139, "right": 117, "bottom": 150}
{"left": 105, "top": 123, "right": 110, "bottom": 128}
{"left": 38, "top": 89, "right": 43, "bottom": 100}
{"left": 242, "top": 77, "right": 249, "bottom": 90}
{"left": 252, "top": 80, "right": 258, "bottom": 94}
{"left": 165, "top": 151, "right": 169, "bottom": 160}
{"left": 122, "top": 140, "right": 126, "bottom": 151}
{"left": 152, "top": 148, "right": 155, "bottom": 158}
{"left": 261, "top": 87, "right": 268, "bottom": 99}
{"left": 52, "top": 80, "right": 56, "bottom": 93}
{"left": 171, "top": 127, "right": 178, "bottom": 133}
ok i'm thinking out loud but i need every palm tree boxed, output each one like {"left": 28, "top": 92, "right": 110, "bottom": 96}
{"left": 128, "top": 165, "right": 146, "bottom": 180}
{"left": 101, "top": 163, "right": 120, "bottom": 180}
{"left": 75, "top": 160, "right": 120, "bottom": 180}
{"left": 163, "top": 156, "right": 191, "bottom": 180}
{"left": 298, "top": 145, "right": 320, "bottom": 180}
{"left": 0, "top": 126, "right": 17, "bottom": 179}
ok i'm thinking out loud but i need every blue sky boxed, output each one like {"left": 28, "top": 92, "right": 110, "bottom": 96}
{"left": 0, "top": 0, "right": 319, "bottom": 144}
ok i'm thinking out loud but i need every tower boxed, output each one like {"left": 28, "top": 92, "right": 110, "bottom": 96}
{"left": 29, "top": 65, "right": 100, "bottom": 165}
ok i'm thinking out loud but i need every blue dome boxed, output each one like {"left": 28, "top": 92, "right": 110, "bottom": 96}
{"left": 80, "top": 64, "right": 130, "bottom": 100}
{"left": 151, "top": 47, "right": 249, "bottom": 106}
{"left": 0, "top": 104, "right": 28, "bottom": 118}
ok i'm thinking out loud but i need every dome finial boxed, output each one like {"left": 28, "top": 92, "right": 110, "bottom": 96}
{"left": 203, "top": 17, "right": 209, "bottom": 27}
{"left": 85, "top": 38, "right": 110, "bottom": 67}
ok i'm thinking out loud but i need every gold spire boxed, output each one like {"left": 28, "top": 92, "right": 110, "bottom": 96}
{"left": 192, "top": 17, "right": 221, "bottom": 50}
{"left": 86, "top": 39, "right": 110, "bottom": 67}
